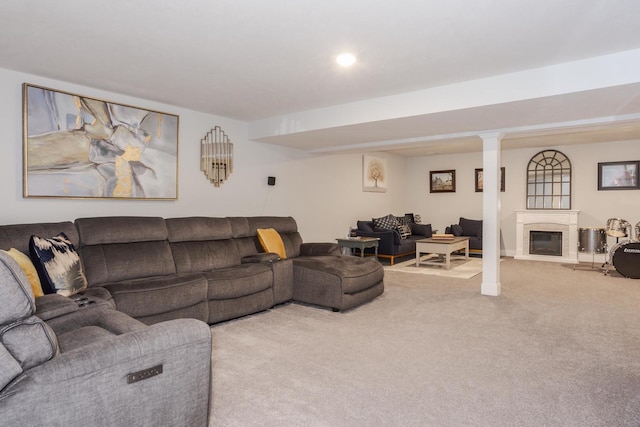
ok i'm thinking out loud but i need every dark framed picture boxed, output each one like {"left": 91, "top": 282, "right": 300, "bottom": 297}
{"left": 597, "top": 161, "right": 639, "bottom": 190}
{"left": 475, "top": 167, "right": 505, "bottom": 192}
{"left": 430, "top": 170, "right": 455, "bottom": 193}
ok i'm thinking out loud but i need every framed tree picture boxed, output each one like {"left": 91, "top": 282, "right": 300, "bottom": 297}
{"left": 475, "top": 167, "right": 505, "bottom": 192}
{"left": 429, "top": 170, "right": 455, "bottom": 193}
{"left": 362, "top": 155, "right": 387, "bottom": 192}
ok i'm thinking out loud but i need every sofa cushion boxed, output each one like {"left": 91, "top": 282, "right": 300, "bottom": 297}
{"left": 257, "top": 228, "right": 286, "bottom": 259}
{"left": 293, "top": 256, "right": 384, "bottom": 297}
{"left": 29, "top": 233, "right": 88, "bottom": 296}
{"left": 81, "top": 241, "right": 176, "bottom": 285}
{"left": 247, "top": 217, "right": 302, "bottom": 258}
{"left": 203, "top": 263, "right": 273, "bottom": 300}
{"left": 397, "top": 224, "right": 411, "bottom": 239}
{"left": 356, "top": 221, "right": 374, "bottom": 232}
{"left": 410, "top": 223, "right": 433, "bottom": 238}
{"left": 101, "top": 273, "right": 207, "bottom": 319}
{"left": 372, "top": 214, "right": 398, "bottom": 231}
{"left": 170, "top": 239, "right": 241, "bottom": 272}
{"left": 2, "top": 248, "right": 44, "bottom": 298}
{"left": 451, "top": 224, "right": 463, "bottom": 236}
{"left": 459, "top": 217, "right": 482, "bottom": 238}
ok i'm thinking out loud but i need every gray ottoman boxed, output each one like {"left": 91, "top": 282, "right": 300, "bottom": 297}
{"left": 292, "top": 255, "right": 384, "bottom": 311}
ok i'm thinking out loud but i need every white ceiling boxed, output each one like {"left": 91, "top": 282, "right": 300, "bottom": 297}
{"left": 2, "top": 0, "right": 640, "bottom": 156}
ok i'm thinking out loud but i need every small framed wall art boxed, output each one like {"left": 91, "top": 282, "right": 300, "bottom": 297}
{"left": 362, "top": 155, "right": 387, "bottom": 192}
{"left": 23, "top": 83, "right": 179, "bottom": 199}
{"left": 429, "top": 170, "right": 455, "bottom": 193}
{"left": 597, "top": 161, "right": 639, "bottom": 190}
{"left": 475, "top": 167, "right": 505, "bottom": 192}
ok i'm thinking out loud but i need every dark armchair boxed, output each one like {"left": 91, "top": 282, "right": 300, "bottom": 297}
{"left": 445, "top": 217, "right": 483, "bottom": 253}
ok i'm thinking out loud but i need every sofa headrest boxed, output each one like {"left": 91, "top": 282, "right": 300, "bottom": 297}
{"left": 247, "top": 217, "right": 298, "bottom": 235}
{"left": 0, "top": 251, "right": 35, "bottom": 325}
{"left": 166, "top": 217, "right": 233, "bottom": 242}
{"left": 0, "top": 222, "right": 78, "bottom": 254}
{"left": 76, "top": 217, "right": 168, "bottom": 246}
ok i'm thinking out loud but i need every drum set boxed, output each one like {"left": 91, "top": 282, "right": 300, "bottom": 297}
{"left": 593, "top": 218, "right": 640, "bottom": 279}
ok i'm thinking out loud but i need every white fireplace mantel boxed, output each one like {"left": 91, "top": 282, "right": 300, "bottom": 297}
{"left": 515, "top": 210, "right": 580, "bottom": 264}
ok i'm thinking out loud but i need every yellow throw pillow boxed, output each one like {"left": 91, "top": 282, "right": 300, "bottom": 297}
{"left": 256, "top": 228, "right": 286, "bottom": 259}
{"left": 3, "top": 248, "right": 45, "bottom": 297}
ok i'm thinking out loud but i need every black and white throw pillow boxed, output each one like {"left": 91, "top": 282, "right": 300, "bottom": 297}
{"left": 372, "top": 214, "right": 398, "bottom": 231}
{"left": 397, "top": 224, "right": 412, "bottom": 239}
{"left": 29, "top": 233, "right": 88, "bottom": 296}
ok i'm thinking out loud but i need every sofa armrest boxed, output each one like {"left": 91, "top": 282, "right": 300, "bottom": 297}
{"left": 2, "top": 318, "right": 212, "bottom": 426}
{"left": 300, "top": 243, "right": 340, "bottom": 256}
{"left": 35, "top": 294, "right": 79, "bottom": 321}
{"left": 355, "top": 229, "right": 399, "bottom": 254}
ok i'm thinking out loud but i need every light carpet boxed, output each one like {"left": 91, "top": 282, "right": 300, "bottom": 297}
{"left": 209, "top": 258, "right": 640, "bottom": 426}
{"left": 385, "top": 254, "right": 484, "bottom": 279}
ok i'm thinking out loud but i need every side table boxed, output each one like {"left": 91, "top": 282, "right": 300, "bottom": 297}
{"left": 336, "top": 237, "right": 380, "bottom": 260}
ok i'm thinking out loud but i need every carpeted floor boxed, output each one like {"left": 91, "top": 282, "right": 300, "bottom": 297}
{"left": 209, "top": 258, "right": 640, "bottom": 426}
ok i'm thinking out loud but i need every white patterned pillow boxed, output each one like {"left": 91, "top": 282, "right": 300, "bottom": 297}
{"left": 29, "top": 233, "right": 88, "bottom": 297}
{"left": 372, "top": 214, "right": 398, "bottom": 231}
{"left": 397, "top": 224, "right": 411, "bottom": 239}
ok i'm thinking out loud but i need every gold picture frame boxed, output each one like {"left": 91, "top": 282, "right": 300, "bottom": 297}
{"left": 23, "top": 83, "right": 179, "bottom": 199}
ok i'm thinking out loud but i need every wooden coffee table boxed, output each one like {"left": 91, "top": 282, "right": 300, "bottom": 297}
{"left": 415, "top": 237, "right": 470, "bottom": 270}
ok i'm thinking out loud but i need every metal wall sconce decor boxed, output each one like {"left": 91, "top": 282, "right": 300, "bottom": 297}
{"left": 201, "top": 126, "right": 233, "bottom": 187}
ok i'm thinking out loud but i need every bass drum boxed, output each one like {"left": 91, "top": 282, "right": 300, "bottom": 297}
{"left": 610, "top": 241, "right": 640, "bottom": 279}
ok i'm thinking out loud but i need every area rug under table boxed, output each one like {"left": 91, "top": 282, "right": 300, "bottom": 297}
{"left": 384, "top": 254, "right": 484, "bottom": 279}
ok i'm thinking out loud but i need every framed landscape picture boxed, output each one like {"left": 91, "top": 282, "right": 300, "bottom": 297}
{"left": 597, "top": 161, "right": 639, "bottom": 190}
{"left": 475, "top": 167, "right": 505, "bottom": 192}
{"left": 429, "top": 170, "right": 455, "bottom": 193}
{"left": 23, "top": 83, "right": 179, "bottom": 199}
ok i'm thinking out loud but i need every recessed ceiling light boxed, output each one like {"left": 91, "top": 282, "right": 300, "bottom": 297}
{"left": 336, "top": 53, "right": 356, "bottom": 67}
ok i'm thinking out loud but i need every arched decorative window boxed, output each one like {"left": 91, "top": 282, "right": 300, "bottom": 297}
{"left": 526, "top": 150, "right": 571, "bottom": 209}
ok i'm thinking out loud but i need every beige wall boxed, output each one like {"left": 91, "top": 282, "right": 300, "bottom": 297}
{"left": 406, "top": 140, "right": 640, "bottom": 256}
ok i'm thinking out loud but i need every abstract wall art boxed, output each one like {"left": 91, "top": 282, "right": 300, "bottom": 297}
{"left": 23, "top": 83, "right": 179, "bottom": 199}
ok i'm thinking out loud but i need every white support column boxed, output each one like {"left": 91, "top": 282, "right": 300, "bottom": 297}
{"left": 481, "top": 132, "right": 503, "bottom": 296}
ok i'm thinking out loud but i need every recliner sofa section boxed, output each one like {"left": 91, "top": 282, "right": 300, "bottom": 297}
{"left": 0, "top": 250, "right": 213, "bottom": 426}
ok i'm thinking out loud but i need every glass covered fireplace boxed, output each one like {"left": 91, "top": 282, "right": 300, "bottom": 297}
{"left": 529, "top": 231, "right": 563, "bottom": 256}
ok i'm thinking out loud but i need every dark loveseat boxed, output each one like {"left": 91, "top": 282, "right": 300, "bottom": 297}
{"left": 355, "top": 214, "right": 433, "bottom": 265}
{"left": 445, "top": 217, "right": 483, "bottom": 253}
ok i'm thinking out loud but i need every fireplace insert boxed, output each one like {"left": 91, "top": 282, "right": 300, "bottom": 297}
{"left": 529, "top": 231, "right": 562, "bottom": 256}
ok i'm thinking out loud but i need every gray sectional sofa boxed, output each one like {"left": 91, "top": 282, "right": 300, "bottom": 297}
{"left": 0, "top": 215, "right": 384, "bottom": 425}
